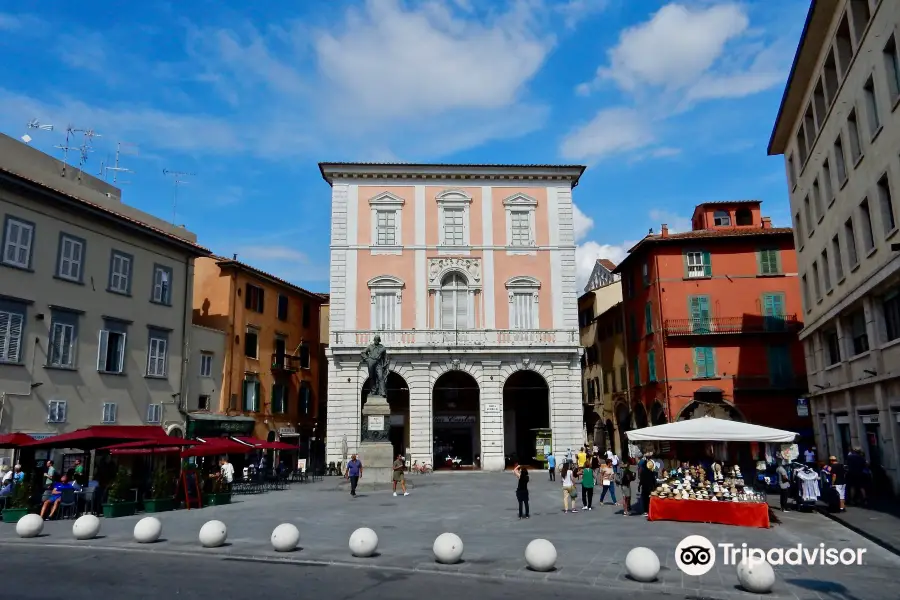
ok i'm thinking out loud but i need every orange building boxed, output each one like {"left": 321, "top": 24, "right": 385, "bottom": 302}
{"left": 191, "top": 255, "right": 326, "bottom": 454}
{"left": 612, "top": 201, "right": 812, "bottom": 441}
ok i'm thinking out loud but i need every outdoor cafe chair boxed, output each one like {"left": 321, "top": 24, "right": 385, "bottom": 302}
{"left": 57, "top": 488, "right": 78, "bottom": 519}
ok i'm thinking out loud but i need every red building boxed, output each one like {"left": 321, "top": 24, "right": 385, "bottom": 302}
{"left": 612, "top": 201, "right": 811, "bottom": 439}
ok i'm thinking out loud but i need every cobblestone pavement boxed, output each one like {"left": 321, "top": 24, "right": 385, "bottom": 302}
{"left": 2, "top": 472, "right": 896, "bottom": 600}
{"left": 817, "top": 498, "right": 900, "bottom": 555}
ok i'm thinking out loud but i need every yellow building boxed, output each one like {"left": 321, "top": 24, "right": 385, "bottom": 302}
{"left": 596, "top": 301, "right": 630, "bottom": 456}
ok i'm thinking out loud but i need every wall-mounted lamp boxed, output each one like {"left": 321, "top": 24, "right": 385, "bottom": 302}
{"left": 814, "top": 384, "right": 828, "bottom": 390}
{"left": 864, "top": 369, "right": 877, "bottom": 376}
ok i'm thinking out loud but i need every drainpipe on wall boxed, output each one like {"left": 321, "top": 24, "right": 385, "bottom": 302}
{"left": 653, "top": 251, "right": 672, "bottom": 424}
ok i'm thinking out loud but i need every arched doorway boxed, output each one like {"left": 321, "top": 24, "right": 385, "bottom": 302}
{"left": 604, "top": 419, "right": 615, "bottom": 453}
{"left": 503, "top": 370, "right": 550, "bottom": 468}
{"left": 650, "top": 402, "right": 667, "bottom": 425}
{"left": 633, "top": 402, "right": 648, "bottom": 429}
{"left": 432, "top": 370, "right": 480, "bottom": 468}
{"left": 677, "top": 387, "right": 743, "bottom": 421}
{"left": 362, "top": 371, "right": 410, "bottom": 459}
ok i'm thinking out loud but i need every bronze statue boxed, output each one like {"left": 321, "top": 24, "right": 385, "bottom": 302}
{"left": 361, "top": 335, "right": 388, "bottom": 397}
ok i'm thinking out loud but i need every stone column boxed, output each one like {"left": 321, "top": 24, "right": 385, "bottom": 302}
{"left": 325, "top": 354, "right": 362, "bottom": 467}
{"left": 480, "top": 360, "right": 504, "bottom": 471}
{"left": 550, "top": 357, "right": 583, "bottom": 456}
{"left": 408, "top": 361, "right": 433, "bottom": 467}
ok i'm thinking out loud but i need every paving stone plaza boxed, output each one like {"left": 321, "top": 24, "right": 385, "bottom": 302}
{"left": 1, "top": 472, "right": 896, "bottom": 599}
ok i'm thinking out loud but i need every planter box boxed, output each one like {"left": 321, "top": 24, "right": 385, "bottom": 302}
{"left": 202, "top": 493, "right": 232, "bottom": 506}
{"left": 102, "top": 501, "right": 137, "bottom": 518}
{"left": 143, "top": 498, "right": 175, "bottom": 513}
{"left": 2, "top": 507, "right": 30, "bottom": 523}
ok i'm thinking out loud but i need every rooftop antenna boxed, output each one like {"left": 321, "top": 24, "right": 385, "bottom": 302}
{"left": 22, "top": 119, "right": 54, "bottom": 144}
{"left": 104, "top": 142, "right": 138, "bottom": 184}
{"left": 55, "top": 125, "right": 101, "bottom": 176}
{"left": 163, "top": 168, "right": 195, "bottom": 224}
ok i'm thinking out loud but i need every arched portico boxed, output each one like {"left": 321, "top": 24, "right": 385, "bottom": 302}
{"left": 362, "top": 371, "right": 411, "bottom": 459}
{"left": 432, "top": 370, "right": 480, "bottom": 468}
{"left": 502, "top": 370, "right": 550, "bottom": 468}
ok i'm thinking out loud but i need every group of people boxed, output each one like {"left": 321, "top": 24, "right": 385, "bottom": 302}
{"left": 512, "top": 447, "right": 663, "bottom": 519}
{"left": 775, "top": 448, "right": 872, "bottom": 513}
{"left": 343, "top": 453, "right": 410, "bottom": 497}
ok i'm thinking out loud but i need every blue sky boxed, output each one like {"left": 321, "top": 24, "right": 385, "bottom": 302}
{"left": 0, "top": 0, "right": 810, "bottom": 291}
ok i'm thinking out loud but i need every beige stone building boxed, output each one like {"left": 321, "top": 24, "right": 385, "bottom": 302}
{"left": 769, "top": 0, "right": 900, "bottom": 493}
{"left": 0, "top": 133, "right": 209, "bottom": 455}
{"left": 578, "top": 262, "right": 623, "bottom": 449}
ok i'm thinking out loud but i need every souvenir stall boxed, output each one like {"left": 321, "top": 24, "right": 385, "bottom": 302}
{"left": 626, "top": 417, "right": 797, "bottom": 529}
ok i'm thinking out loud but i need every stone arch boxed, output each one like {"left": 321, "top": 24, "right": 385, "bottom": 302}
{"left": 633, "top": 402, "right": 649, "bottom": 429}
{"left": 360, "top": 368, "right": 412, "bottom": 459}
{"left": 675, "top": 399, "right": 745, "bottom": 422}
{"left": 498, "top": 358, "right": 552, "bottom": 386}
{"left": 431, "top": 359, "right": 483, "bottom": 387}
{"left": 502, "top": 368, "right": 551, "bottom": 468}
{"left": 432, "top": 367, "right": 481, "bottom": 468}
{"left": 650, "top": 401, "right": 667, "bottom": 425}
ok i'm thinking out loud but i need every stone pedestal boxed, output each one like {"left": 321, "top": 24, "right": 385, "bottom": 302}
{"left": 359, "top": 395, "right": 394, "bottom": 486}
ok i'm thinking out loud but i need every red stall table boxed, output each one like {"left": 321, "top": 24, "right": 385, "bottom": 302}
{"left": 649, "top": 496, "right": 770, "bottom": 528}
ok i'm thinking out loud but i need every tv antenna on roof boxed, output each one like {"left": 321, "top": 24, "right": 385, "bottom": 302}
{"left": 55, "top": 125, "right": 101, "bottom": 176}
{"left": 102, "top": 142, "right": 138, "bottom": 184}
{"left": 163, "top": 168, "right": 196, "bottom": 224}
{"left": 22, "top": 119, "right": 54, "bottom": 144}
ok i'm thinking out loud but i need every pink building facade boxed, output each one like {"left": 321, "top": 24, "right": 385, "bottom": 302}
{"left": 321, "top": 163, "right": 585, "bottom": 471}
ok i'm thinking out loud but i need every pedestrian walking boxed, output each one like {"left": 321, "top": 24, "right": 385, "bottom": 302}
{"left": 846, "top": 448, "right": 869, "bottom": 506}
{"left": 581, "top": 456, "right": 597, "bottom": 510}
{"left": 638, "top": 459, "right": 656, "bottom": 517}
{"left": 577, "top": 447, "right": 587, "bottom": 469}
{"left": 619, "top": 459, "right": 636, "bottom": 516}
{"left": 565, "top": 448, "right": 574, "bottom": 469}
{"left": 547, "top": 451, "right": 556, "bottom": 481}
{"left": 775, "top": 460, "right": 790, "bottom": 512}
{"left": 827, "top": 455, "right": 847, "bottom": 512}
{"left": 392, "top": 454, "right": 409, "bottom": 497}
{"left": 345, "top": 454, "right": 363, "bottom": 497}
{"left": 561, "top": 463, "right": 578, "bottom": 513}
{"left": 513, "top": 465, "right": 530, "bottom": 519}
{"left": 598, "top": 459, "right": 617, "bottom": 505}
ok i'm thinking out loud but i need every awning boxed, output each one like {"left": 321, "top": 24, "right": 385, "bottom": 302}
{"left": 0, "top": 432, "right": 41, "bottom": 449}
{"left": 625, "top": 416, "right": 798, "bottom": 443}
{"left": 99, "top": 439, "right": 200, "bottom": 455}
{"left": 181, "top": 437, "right": 252, "bottom": 458}
{"left": 232, "top": 436, "right": 298, "bottom": 451}
{"left": 20, "top": 425, "right": 169, "bottom": 450}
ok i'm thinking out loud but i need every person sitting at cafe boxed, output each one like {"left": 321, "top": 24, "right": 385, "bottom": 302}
{"left": 0, "top": 479, "right": 12, "bottom": 497}
{"left": 39, "top": 475, "right": 74, "bottom": 520}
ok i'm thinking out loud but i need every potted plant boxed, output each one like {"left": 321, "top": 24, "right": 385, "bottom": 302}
{"left": 102, "top": 467, "right": 137, "bottom": 518}
{"left": 2, "top": 481, "right": 33, "bottom": 523}
{"left": 143, "top": 467, "right": 176, "bottom": 513}
{"left": 202, "top": 473, "right": 232, "bottom": 506}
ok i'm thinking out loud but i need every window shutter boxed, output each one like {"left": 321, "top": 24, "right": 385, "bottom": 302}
{"left": 259, "top": 288, "right": 265, "bottom": 312}
{"left": 5, "top": 313, "right": 23, "bottom": 362}
{"left": 117, "top": 333, "right": 127, "bottom": 372}
{"left": 245, "top": 284, "right": 252, "bottom": 309}
{"left": 441, "top": 291, "right": 454, "bottom": 329}
{"left": 702, "top": 251, "right": 712, "bottom": 276}
{"left": 97, "top": 330, "right": 109, "bottom": 371}
{"left": 756, "top": 250, "right": 763, "bottom": 274}
{"left": 254, "top": 381, "right": 261, "bottom": 411}
{"left": 682, "top": 250, "right": 690, "bottom": 278}
{"left": 773, "top": 249, "right": 782, "bottom": 273}
{"left": 60, "top": 401, "right": 67, "bottom": 422}
{"left": 648, "top": 352, "right": 656, "bottom": 381}
{"left": 694, "top": 347, "right": 705, "bottom": 377}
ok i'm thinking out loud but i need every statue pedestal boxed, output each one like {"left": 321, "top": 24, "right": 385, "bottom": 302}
{"left": 359, "top": 395, "right": 394, "bottom": 487}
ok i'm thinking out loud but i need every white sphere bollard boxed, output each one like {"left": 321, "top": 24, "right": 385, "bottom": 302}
{"left": 433, "top": 532, "right": 464, "bottom": 564}
{"left": 625, "top": 547, "right": 660, "bottom": 582}
{"left": 72, "top": 514, "right": 101, "bottom": 540}
{"left": 134, "top": 517, "right": 163, "bottom": 544}
{"left": 524, "top": 539, "right": 557, "bottom": 572}
{"left": 737, "top": 556, "right": 776, "bottom": 594}
{"left": 16, "top": 514, "right": 44, "bottom": 538}
{"left": 349, "top": 527, "right": 379, "bottom": 557}
{"left": 199, "top": 520, "right": 228, "bottom": 548}
{"left": 271, "top": 523, "right": 300, "bottom": 552}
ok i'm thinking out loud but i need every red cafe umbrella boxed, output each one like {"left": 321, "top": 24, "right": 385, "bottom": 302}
{"left": 99, "top": 438, "right": 200, "bottom": 455}
{"left": 20, "top": 425, "right": 170, "bottom": 450}
{"left": 0, "top": 433, "right": 40, "bottom": 449}
{"left": 181, "top": 437, "right": 252, "bottom": 458}
{"left": 232, "top": 436, "right": 298, "bottom": 451}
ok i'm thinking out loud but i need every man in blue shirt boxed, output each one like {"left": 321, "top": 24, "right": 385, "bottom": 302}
{"left": 345, "top": 454, "right": 363, "bottom": 497}
{"left": 547, "top": 452, "right": 556, "bottom": 481}
{"left": 40, "top": 475, "right": 73, "bottom": 520}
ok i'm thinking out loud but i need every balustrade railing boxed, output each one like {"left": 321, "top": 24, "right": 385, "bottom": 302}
{"left": 332, "top": 329, "right": 579, "bottom": 347}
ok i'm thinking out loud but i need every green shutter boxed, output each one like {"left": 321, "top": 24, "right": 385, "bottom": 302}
{"left": 648, "top": 351, "right": 657, "bottom": 382}
{"left": 768, "top": 345, "right": 792, "bottom": 385}
{"left": 630, "top": 314, "right": 637, "bottom": 341}
{"left": 682, "top": 250, "right": 690, "bottom": 278}
{"left": 702, "top": 251, "right": 712, "bottom": 277}
{"left": 693, "top": 347, "right": 704, "bottom": 377}
{"left": 633, "top": 356, "right": 641, "bottom": 386}
{"left": 645, "top": 302, "right": 653, "bottom": 334}
{"left": 689, "top": 295, "right": 711, "bottom": 333}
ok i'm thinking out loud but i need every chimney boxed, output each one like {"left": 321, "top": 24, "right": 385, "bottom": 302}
{"left": 661, "top": 224, "right": 669, "bottom": 238}
{"left": 761, "top": 217, "right": 772, "bottom": 230}
{"left": 233, "top": 253, "right": 238, "bottom": 260}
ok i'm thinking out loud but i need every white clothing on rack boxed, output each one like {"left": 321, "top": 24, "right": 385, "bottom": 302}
{"left": 796, "top": 469, "right": 820, "bottom": 501}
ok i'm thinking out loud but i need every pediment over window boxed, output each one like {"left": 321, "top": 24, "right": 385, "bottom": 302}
{"left": 502, "top": 193, "right": 538, "bottom": 207}
{"left": 368, "top": 191, "right": 405, "bottom": 207}
{"left": 367, "top": 275, "right": 405, "bottom": 289}
{"left": 505, "top": 275, "right": 541, "bottom": 289}
{"left": 436, "top": 189, "right": 473, "bottom": 204}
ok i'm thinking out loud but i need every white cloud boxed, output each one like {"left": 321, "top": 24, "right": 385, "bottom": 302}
{"left": 563, "top": 2, "right": 790, "bottom": 162}
{"left": 576, "top": 240, "right": 632, "bottom": 291}
{"left": 560, "top": 107, "right": 656, "bottom": 163}
{"left": 648, "top": 209, "right": 692, "bottom": 233}
{"left": 556, "top": 0, "right": 610, "bottom": 30}
{"left": 230, "top": 245, "right": 330, "bottom": 286}
{"left": 595, "top": 3, "right": 749, "bottom": 92}
{"left": 573, "top": 203, "right": 594, "bottom": 242}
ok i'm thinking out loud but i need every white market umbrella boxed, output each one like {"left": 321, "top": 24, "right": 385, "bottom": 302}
{"left": 625, "top": 416, "right": 797, "bottom": 443}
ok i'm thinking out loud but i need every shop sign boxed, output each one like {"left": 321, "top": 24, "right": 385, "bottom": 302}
{"left": 434, "top": 415, "right": 476, "bottom": 424}
{"left": 483, "top": 403, "right": 501, "bottom": 415}
{"left": 861, "top": 414, "right": 879, "bottom": 424}
{"left": 796, "top": 398, "right": 809, "bottom": 417}
{"left": 835, "top": 415, "right": 850, "bottom": 425}
{"left": 278, "top": 427, "right": 297, "bottom": 436}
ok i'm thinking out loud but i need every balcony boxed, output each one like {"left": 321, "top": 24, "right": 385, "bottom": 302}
{"left": 271, "top": 353, "right": 300, "bottom": 373}
{"left": 663, "top": 315, "right": 801, "bottom": 337}
{"left": 331, "top": 329, "right": 579, "bottom": 349}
